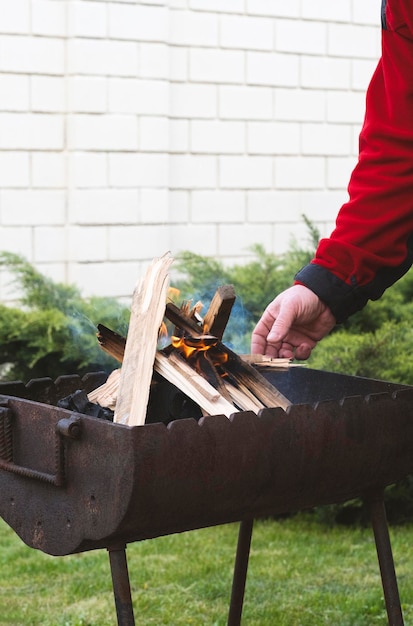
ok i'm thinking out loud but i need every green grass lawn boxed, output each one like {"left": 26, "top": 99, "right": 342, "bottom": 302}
{"left": 1, "top": 514, "right": 413, "bottom": 625}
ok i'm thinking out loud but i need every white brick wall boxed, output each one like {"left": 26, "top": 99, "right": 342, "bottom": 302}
{"left": 0, "top": 0, "right": 381, "bottom": 301}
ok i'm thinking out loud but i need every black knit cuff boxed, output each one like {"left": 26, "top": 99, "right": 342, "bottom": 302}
{"left": 295, "top": 264, "right": 369, "bottom": 324}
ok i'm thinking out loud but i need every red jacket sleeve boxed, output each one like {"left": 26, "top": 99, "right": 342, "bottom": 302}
{"left": 295, "top": 0, "right": 413, "bottom": 323}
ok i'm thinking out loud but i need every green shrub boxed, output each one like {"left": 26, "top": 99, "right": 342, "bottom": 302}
{"left": 0, "top": 252, "right": 129, "bottom": 381}
{"left": 308, "top": 320, "right": 413, "bottom": 385}
{"left": 307, "top": 268, "right": 413, "bottom": 385}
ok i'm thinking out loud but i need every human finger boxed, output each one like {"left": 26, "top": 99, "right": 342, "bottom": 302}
{"left": 293, "top": 342, "right": 313, "bottom": 360}
{"left": 251, "top": 312, "right": 276, "bottom": 354}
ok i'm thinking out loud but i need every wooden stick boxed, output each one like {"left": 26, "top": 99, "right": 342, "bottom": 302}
{"left": 154, "top": 352, "right": 236, "bottom": 418}
{"left": 165, "top": 302, "right": 203, "bottom": 336}
{"left": 88, "top": 369, "right": 121, "bottom": 410}
{"left": 221, "top": 349, "right": 292, "bottom": 411}
{"left": 202, "top": 352, "right": 234, "bottom": 404}
{"left": 240, "top": 354, "right": 303, "bottom": 370}
{"left": 114, "top": 252, "right": 174, "bottom": 426}
{"left": 240, "top": 354, "right": 290, "bottom": 366}
{"left": 97, "top": 325, "right": 125, "bottom": 363}
{"left": 224, "top": 381, "right": 264, "bottom": 413}
{"left": 203, "top": 284, "right": 236, "bottom": 339}
{"left": 234, "top": 369, "right": 290, "bottom": 410}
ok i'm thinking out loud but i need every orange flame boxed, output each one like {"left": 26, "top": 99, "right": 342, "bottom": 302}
{"left": 171, "top": 334, "right": 228, "bottom": 367}
{"left": 159, "top": 321, "right": 168, "bottom": 338}
{"left": 171, "top": 335, "right": 197, "bottom": 359}
{"left": 167, "top": 286, "right": 181, "bottom": 304}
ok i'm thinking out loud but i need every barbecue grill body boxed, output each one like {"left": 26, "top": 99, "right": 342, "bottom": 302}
{"left": 1, "top": 368, "right": 413, "bottom": 557}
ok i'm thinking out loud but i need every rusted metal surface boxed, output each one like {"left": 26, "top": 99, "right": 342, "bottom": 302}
{"left": 0, "top": 371, "right": 108, "bottom": 405}
{"left": 1, "top": 367, "right": 413, "bottom": 626}
{"left": 367, "top": 490, "right": 404, "bottom": 625}
{"left": 0, "top": 368, "right": 412, "bottom": 556}
{"left": 108, "top": 546, "right": 135, "bottom": 626}
{"left": 0, "top": 395, "right": 134, "bottom": 555}
{"left": 228, "top": 519, "right": 254, "bottom": 626}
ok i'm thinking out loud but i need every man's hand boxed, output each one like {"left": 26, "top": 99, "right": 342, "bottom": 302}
{"left": 251, "top": 285, "right": 336, "bottom": 359}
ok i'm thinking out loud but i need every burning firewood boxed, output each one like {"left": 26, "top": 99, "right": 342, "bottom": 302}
{"left": 163, "top": 302, "right": 291, "bottom": 411}
{"left": 154, "top": 352, "right": 236, "bottom": 418}
{"left": 91, "top": 278, "right": 292, "bottom": 422}
{"left": 95, "top": 325, "right": 125, "bottom": 363}
{"left": 223, "top": 380, "right": 265, "bottom": 413}
{"left": 97, "top": 325, "right": 125, "bottom": 362}
{"left": 91, "top": 333, "right": 238, "bottom": 418}
{"left": 202, "top": 284, "right": 236, "bottom": 339}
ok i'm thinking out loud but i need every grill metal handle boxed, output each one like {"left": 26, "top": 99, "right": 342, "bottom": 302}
{"left": 0, "top": 405, "right": 81, "bottom": 487}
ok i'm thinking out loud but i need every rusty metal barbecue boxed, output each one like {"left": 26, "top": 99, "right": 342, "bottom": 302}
{"left": 1, "top": 367, "right": 412, "bottom": 626}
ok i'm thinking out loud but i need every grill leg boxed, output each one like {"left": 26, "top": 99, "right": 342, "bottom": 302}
{"left": 227, "top": 519, "right": 254, "bottom": 626}
{"left": 107, "top": 545, "right": 135, "bottom": 626}
{"left": 366, "top": 491, "right": 404, "bottom": 626}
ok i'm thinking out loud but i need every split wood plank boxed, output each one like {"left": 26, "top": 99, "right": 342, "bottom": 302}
{"left": 165, "top": 302, "right": 203, "bottom": 337}
{"left": 154, "top": 352, "right": 237, "bottom": 418}
{"left": 97, "top": 325, "right": 126, "bottom": 363}
{"left": 203, "top": 284, "right": 236, "bottom": 340}
{"left": 240, "top": 355, "right": 304, "bottom": 371}
{"left": 114, "top": 252, "right": 174, "bottom": 426}
{"left": 88, "top": 369, "right": 121, "bottom": 410}
{"left": 224, "top": 381, "right": 265, "bottom": 413}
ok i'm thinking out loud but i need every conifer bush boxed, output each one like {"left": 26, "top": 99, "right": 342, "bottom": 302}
{"left": 0, "top": 252, "right": 128, "bottom": 381}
